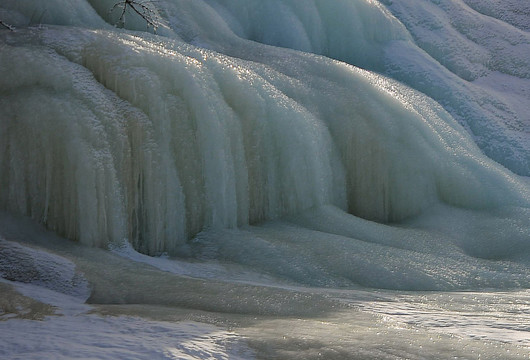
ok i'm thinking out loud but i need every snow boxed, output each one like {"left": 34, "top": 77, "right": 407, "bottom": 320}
{"left": 0, "top": 242, "right": 253, "bottom": 360}
{"left": 0, "top": 280, "right": 252, "bottom": 360}
{"left": 0, "top": 238, "right": 90, "bottom": 300}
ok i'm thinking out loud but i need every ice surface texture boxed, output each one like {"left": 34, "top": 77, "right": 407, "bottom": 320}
{"left": 0, "top": 0, "right": 529, "bottom": 289}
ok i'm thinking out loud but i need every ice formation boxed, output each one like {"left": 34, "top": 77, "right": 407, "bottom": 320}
{"left": 1, "top": 1, "right": 530, "bottom": 358}
{"left": 0, "top": 0, "right": 529, "bottom": 289}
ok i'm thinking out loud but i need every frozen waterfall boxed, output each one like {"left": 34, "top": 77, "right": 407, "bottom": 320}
{"left": 0, "top": 0, "right": 529, "bottom": 290}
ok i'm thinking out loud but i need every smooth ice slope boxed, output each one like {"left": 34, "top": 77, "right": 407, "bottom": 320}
{"left": 203, "top": 0, "right": 530, "bottom": 176}
{"left": 0, "top": 0, "right": 529, "bottom": 289}
{"left": 1, "top": 215, "right": 528, "bottom": 359}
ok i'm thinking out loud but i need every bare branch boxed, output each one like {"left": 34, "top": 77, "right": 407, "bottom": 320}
{"left": 0, "top": 20, "right": 15, "bottom": 31}
{"left": 110, "top": 0, "right": 160, "bottom": 32}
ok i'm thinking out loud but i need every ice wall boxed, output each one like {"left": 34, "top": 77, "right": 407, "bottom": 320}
{"left": 0, "top": 27, "right": 346, "bottom": 254}
{"left": 1, "top": 0, "right": 529, "bottom": 258}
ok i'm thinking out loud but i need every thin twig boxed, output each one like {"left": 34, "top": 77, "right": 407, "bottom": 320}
{"left": 110, "top": 0, "right": 160, "bottom": 31}
{"left": 0, "top": 20, "right": 15, "bottom": 31}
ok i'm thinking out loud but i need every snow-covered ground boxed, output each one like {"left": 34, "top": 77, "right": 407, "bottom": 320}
{"left": 1, "top": 281, "right": 253, "bottom": 360}
{"left": 1, "top": 214, "right": 529, "bottom": 359}
{"left": 0, "top": 237, "right": 253, "bottom": 360}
